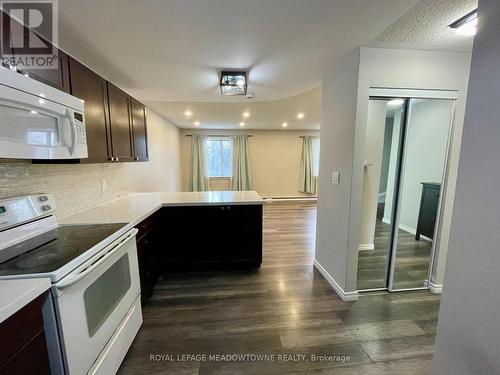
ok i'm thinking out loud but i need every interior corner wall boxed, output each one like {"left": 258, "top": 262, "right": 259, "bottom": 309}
{"left": 314, "top": 49, "right": 361, "bottom": 294}
{"left": 125, "top": 108, "right": 182, "bottom": 192}
{"left": 316, "top": 47, "right": 472, "bottom": 295}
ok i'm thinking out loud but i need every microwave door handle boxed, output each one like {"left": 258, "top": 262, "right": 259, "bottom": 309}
{"left": 65, "top": 109, "right": 77, "bottom": 155}
{"left": 55, "top": 228, "right": 138, "bottom": 290}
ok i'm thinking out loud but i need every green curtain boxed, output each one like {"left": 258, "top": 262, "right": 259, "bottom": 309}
{"left": 298, "top": 136, "right": 319, "bottom": 194}
{"left": 231, "top": 134, "right": 252, "bottom": 191}
{"left": 189, "top": 134, "right": 207, "bottom": 192}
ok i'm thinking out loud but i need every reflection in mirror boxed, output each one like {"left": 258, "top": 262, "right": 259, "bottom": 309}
{"left": 357, "top": 99, "right": 405, "bottom": 290}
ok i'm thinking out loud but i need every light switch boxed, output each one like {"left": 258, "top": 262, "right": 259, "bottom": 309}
{"left": 331, "top": 171, "right": 340, "bottom": 185}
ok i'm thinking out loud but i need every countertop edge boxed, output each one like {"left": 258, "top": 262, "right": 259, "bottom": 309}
{"left": 0, "top": 278, "right": 51, "bottom": 323}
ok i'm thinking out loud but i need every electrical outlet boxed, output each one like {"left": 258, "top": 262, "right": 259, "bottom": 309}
{"left": 331, "top": 171, "right": 340, "bottom": 185}
{"left": 101, "top": 178, "right": 107, "bottom": 193}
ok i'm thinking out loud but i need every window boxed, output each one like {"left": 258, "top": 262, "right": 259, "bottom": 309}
{"left": 205, "top": 137, "right": 233, "bottom": 177}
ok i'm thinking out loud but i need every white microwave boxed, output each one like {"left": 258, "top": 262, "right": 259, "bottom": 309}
{"left": 0, "top": 67, "right": 87, "bottom": 160}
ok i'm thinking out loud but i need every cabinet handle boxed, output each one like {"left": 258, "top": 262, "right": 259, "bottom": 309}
{"left": 221, "top": 206, "right": 225, "bottom": 210}
{"left": 227, "top": 206, "right": 231, "bottom": 210}
{"left": 134, "top": 157, "right": 139, "bottom": 161}
{"left": 115, "top": 157, "right": 119, "bottom": 162}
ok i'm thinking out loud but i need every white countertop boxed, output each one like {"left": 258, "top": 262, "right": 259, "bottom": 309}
{"left": 0, "top": 278, "right": 51, "bottom": 323}
{"left": 61, "top": 191, "right": 264, "bottom": 226}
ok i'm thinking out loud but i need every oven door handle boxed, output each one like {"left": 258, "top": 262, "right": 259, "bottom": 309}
{"left": 55, "top": 228, "right": 138, "bottom": 290}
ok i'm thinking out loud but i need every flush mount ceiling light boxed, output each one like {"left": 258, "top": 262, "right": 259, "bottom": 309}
{"left": 450, "top": 9, "right": 478, "bottom": 36}
{"left": 220, "top": 71, "right": 247, "bottom": 96}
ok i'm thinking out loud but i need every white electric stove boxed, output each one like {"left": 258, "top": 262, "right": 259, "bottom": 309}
{"left": 0, "top": 194, "right": 142, "bottom": 375}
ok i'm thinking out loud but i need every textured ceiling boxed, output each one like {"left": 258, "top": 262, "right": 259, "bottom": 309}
{"left": 371, "top": 0, "right": 477, "bottom": 52}
{"left": 57, "top": 0, "right": 417, "bottom": 102}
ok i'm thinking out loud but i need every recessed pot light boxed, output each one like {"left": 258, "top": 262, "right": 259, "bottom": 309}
{"left": 243, "top": 112, "right": 250, "bottom": 118}
{"left": 297, "top": 113, "right": 305, "bottom": 119}
{"left": 184, "top": 110, "right": 192, "bottom": 117}
{"left": 194, "top": 121, "right": 200, "bottom": 126}
{"left": 240, "top": 122, "right": 245, "bottom": 127}
{"left": 282, "top": 122, "right": 288, "bottom": 128}
{"left": 388, "top": 99, "right": 404, "bottom": 106}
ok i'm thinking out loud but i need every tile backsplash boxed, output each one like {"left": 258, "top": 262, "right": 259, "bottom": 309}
{"left": 0, "top": 162, "right": 132, "bottom": 218}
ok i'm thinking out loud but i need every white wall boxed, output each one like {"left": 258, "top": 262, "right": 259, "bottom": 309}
{"left": 432, "top": 1, "right": 500, "bottom": 373}
{"left": 314, "top": 50, "right": 361, "bottom": 299}
{"left": 315, "top": 47, "right": 471, "bottom": 297}
{"left": 126, "top": 109, "right": 182, "bottom": 192}
{"left": 180, "top": 129, "right": 320, "bottom": 197}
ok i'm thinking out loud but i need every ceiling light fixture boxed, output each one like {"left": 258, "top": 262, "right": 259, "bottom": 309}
{"left": 220, "top": 71, "right": 247, "bottom": 96}
{"left": 297, "top": 113, "right": 305, "bottom": 119}
{"left": 388, "top": 99, "right": 404, "bottom": 106}
{"left": 242, "top": 111, "right": 250, "bottom": 118}
{"left": 282, "top": 122, "right": 288, "bottom": 128}
{"left": 450, "top": 9, "right": 478, "bottom": 36}
{"left": 239, "top": 122, "right": 245, "bottom": 127}
{"left": 194, "top": 121, "right": 200, "bottom": 126}
{"left": 184, "top": 110, "right": 192, "bottom": 117}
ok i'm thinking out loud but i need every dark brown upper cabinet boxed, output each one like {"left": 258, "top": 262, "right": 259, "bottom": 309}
{"left": 107, "top": 83, "right": 134, "bottom": 162}
{"left": 8, "top": 15, "right": 70, "bottom": 92}
{"left": 0, "top": 11, "right": 13, "bottom": 68}
{"left": 131, "top": 99, "right": 149, "bottom": 161}
{"left": 69, "top": 57, "right": 112, "bottom": 163}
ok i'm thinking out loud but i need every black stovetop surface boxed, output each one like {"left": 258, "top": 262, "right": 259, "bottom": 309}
{"left": 0, "top": 223, "right": 126, "bottom": 276}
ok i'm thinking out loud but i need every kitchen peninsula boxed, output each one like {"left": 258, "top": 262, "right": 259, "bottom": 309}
{"left": 61, "top": 191, "right": 264, "bottom": 302}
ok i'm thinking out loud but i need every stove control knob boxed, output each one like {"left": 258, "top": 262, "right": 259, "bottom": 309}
{"left": 41, "top": 205, "right": 52, "bottom": 211}
{"left": 39, "top": 195, "right": 48, "bottom": 202}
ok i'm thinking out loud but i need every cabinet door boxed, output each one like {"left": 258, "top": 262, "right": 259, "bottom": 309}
{"left": 8, "top": 15, "right": 70, "bottom": 92}
{"left": 225, "top": 205, "right": 263, "bottom": 265}
{"left": 107, "top": 83, "right": 134, "bottom": 162}
{"left": 131, "top": 99, "right": 148, "bottom": 161}
{"left": 0, "top": 11, "right": 13, "bottom": 67}
{"left": 69, "top": 58, "right": 111, "bottom": 163}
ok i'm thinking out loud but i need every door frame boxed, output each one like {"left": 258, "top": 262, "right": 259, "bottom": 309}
{"left": 362, "top": 88, "right": 458, "bottom": 293}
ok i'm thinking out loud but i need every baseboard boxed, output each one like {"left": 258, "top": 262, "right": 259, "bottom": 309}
{"left": 313, "top": 259, "right": 358, "bottom": 301}
{"left": 429, "top": 282, "right": 443, "bottom": 294}
{"left": 382, "top": 217, "right": 391, "bottom": 225}
{"left": 358, "top": 243, "right": 375, "bottom": 251}
{"left": 399, "top": 223, "right": 417, "bottom": 236}
{"left": 264, "top": 196, "right": 317, "bottom": 202}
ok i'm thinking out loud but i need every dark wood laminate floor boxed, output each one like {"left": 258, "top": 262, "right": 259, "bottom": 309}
{"left": 357, "top": 220, "right": 433, "bottom": 290}
{"left": 118, "top": 201, "right": 440, "bottom": 375}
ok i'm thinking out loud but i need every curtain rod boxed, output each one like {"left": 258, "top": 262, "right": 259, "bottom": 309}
{"left": 185, "top": 135, "right": 318, "bottom": 138}
{"left": 185, "top": 134, "right": 253, "bottom": 137}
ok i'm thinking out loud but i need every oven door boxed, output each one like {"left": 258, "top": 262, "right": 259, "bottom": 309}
{"left": 53, "top": 229, "right": 141, "bottom": 375}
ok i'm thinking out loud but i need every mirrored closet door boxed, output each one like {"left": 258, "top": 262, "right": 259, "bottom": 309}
{"left": 357, "top": 91, "right": 455, "bottom": 292}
